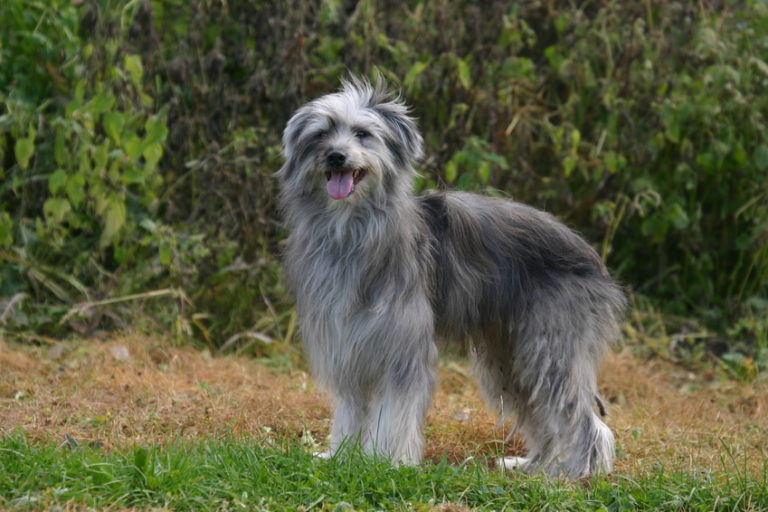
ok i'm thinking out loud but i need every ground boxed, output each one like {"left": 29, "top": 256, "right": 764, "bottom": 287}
{"left": 1, "top": 333, "right": 765, "bottom": 475}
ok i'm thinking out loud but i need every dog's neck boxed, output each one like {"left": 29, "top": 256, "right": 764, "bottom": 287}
{"left": 285, "top": 187, "right": 419, "bottom": 255}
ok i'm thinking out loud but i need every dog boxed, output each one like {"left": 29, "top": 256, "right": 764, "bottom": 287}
{"left": 275, "top": 77, "right": 625, "bottom": 478}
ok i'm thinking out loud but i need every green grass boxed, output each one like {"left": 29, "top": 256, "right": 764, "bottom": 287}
{"left": 0, "top": 435, "right": 766, "bottom": 511}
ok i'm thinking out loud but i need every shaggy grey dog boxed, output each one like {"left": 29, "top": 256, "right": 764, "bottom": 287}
{"left": 276, "top": 78, "right": 625, "bottom": 478}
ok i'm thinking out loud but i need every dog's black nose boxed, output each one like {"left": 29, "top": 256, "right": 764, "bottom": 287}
{"left": 327, "top": 151, "right": 346, "bottom": 167}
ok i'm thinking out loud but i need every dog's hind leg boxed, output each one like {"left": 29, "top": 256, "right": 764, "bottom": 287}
{"left": 555, "top": 402, "right": 615, "bottom": 477}
{"left": 474, "top": 326, "right": 614, "bottom": 476}
{"left": 510, "top": 398, "right": 614, "bottom": 477}
{"left": 516, "top": 341, "right": 614, "bottom": 477}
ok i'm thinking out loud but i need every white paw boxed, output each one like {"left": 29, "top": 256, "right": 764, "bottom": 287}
{"left": 497, "top": 456, "right": 529, "bottom": 472}
{"left": 313, "top": 450, "right": 332, "bottom": 460}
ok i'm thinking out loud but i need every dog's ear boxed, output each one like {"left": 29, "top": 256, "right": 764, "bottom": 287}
{"left": 276, "top": 106, "right": 313, "bottom": 181}
{"left": 283, "top": 106, "right": 314, "bottom": 160}
{"left": 373, "top": 100, "right": 424, "bottom": 170}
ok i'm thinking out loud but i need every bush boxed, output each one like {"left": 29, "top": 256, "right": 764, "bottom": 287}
{"left": 0, "top": 1, "right": 190, "bottom": 336}
{"left": 1, "top": 0, "right": 766, "bottom": 361}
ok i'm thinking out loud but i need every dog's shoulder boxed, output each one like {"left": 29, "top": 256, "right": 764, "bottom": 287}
{"left": 415, "top": 192, "right": 450, "bottom": 235}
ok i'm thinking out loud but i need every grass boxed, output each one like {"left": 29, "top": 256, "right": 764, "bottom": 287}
{"left": 0, "top": 434, "right": 766, "bottom": 511}
{"left": 1, "top": 334, "right": 767, "bottom": 510}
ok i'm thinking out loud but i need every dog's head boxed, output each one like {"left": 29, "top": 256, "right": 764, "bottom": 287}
{"left": 277, "top": 77, "right": 423, "bottom": 205}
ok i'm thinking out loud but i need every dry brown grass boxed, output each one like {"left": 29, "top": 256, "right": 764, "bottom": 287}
{"left": 1, "top": 333, "right": 765, "bottom": 474}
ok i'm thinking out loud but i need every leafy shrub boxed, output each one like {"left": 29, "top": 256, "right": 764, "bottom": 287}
{"left": 0, "top": 1, "right": 189, "bottom": 335}
{"left": 1, "top": 0, "right": 766, "bottom": 360}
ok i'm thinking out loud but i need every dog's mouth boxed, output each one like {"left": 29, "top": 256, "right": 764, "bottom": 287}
{"left": 325, "top": 169, "right": 366, "bottom": 200}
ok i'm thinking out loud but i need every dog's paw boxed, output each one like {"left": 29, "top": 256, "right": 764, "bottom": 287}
{"left": 497, "top": 456, "right": 529, "bottom": 472}
{"left": 313, "top": 450, "right": 332, "bottom": 460}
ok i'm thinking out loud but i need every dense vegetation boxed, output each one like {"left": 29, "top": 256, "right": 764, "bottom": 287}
{"left": 1, "top": 0, "right": 766, "bottom": 371}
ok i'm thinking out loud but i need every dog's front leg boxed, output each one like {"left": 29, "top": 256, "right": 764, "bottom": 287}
{"left": 365, "top": 348, "right": 437, "bottom": 465}
{"left": 327, "top": 394, "right": 368, "bottom": 457}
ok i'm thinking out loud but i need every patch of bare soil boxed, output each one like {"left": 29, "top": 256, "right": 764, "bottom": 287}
{"left": 0, "top": 334, "right": 765, "bottom": 474}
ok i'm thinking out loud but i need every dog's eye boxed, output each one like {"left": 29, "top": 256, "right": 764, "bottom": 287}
{"left": 354, "top": 129, "right": 371, "bottom": 139}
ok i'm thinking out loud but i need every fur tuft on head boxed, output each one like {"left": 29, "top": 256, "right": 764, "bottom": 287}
{"left": 338, "top": 75, "right": 391, "bottom": 110}
{"left": 342, "top": 74, "right": 424, "bottom": 167}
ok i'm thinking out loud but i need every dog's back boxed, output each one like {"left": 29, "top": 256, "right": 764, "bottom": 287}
{"left": 418, "top": 191, "right": 624, "bottom": 342}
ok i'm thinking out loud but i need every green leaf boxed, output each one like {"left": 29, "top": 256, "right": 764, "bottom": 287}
{"left": 0, "top": 212, "right": 13, "bottom": 247}
{"left": 444, "top": 161, "right": 457, "bottom": 183}
{"left": 456, "top": 58, "right": 471, "bottom": 90}
{"left": 74, "top": 80, "right": 86, "bottom": 101}
{"left": 563, "top": 155, "right": 578, "bottom": 177}
{"left": 140, "top": 92, "right": 153, "bottom": 108}
{"left": 65, "top": 97, "right": 82, "bottom": 119}
{"left": 123, "top": 133, "right": 144, "bottom": 161}
{"left": 54, "top": 129, "right": 70, "bottom": 166}
{"left": 144, "top": 116, "right": 168, "bottom": 146}
{"left": 108, "top": 159, "right": 122, "bottom": 182}
{"left": 65, "top": 172, "right": 86, "bottom": 207}
{"left": 43, "top": 197, "right": 71, "bottom": 225}
{"left": 404, "top": 60, "right": 429, "bottom": 89}
{"left": 159, "top": 244, "right": 173, "bottom": 266}
{"left": 695, "top": 151, "right": 716, "bottom": 173}
{"left": 93, "top": 183, "right": 109, "bottom": 215}
{"left": 93, "top": 141, "right": 110, "bottom": 173}
{"left": 483, "top": 152, "right": 508, "bottom": 169}
{"left": 604, "top": 151, "right": 626, "bottom": 174}
{"left": 78, "top": 146, "right": 92, "bottom": 175}
{"left": 570, "top": 129, "right": 581, "bottom": 153}
{"left": 103, "top": 112, "right": 126, "bottom": 145}
{"left": 14, "top": 136, "right": 35, "bottom": 170}
{"left": 554, "top": 13, "right": 569, "bottom": 34}
{"left": 99, "top": 195, "right": 126, "bottom": 248}
{"left": 753, "top": 145, "right": 768, "bottom": 171}
{"left": 641, "top": 216, "right": 663, "bottom": 240}
{"left": 667, "top": 203, "right": 690, "bottom": 230}
{"left": 142, "top": 143, "right": 163, "bottom": 172}
{"left": 544, "top": 45, "right": 563, "bottom": 69}
{"left": 457, "top": 173, "right": 474, "bottom": 189}
{"left": 124, "top": 54, "right": 144, "bottom": 87}
{"left": 665, "top": 119, "right": 681, "bottom": 143}
{"left": 478, "top": 162, "right": 490, "bottom": 184}
{"left": 85, "top": 93, "right": 115, "bottom": 115}
{"left": 48, "top": 169, "right": 68, "bottom": 194}
{"left": 122, "top": 165, "right": 145, "bottom": 185}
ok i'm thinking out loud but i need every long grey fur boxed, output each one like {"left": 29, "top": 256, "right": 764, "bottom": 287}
{"left": 276, "top": 77, "right": 626, "bottom": 478}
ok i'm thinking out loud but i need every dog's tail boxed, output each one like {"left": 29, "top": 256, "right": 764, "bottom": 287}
{"left": 562, "top": 408, "right": 615, "bottom": 477}
{"left": 590, "top": 413, "right": 616, "bottom": 474}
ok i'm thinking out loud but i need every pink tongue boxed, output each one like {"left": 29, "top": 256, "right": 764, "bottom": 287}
{"left": 326, "top": 171, "right": 354, "bottom": 200}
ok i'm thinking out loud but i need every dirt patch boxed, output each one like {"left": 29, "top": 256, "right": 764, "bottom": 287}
{"left": 1, "top": 334, "right": 765, "bottom": 474}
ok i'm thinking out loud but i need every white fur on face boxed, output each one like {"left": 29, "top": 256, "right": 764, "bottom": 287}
{"left": 278, "top": 78, "right": 423, "bottom": 208}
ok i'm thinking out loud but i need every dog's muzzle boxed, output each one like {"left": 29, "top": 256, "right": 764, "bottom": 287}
{"left": 325, "top": 152, "right": 366, "bottom": 200}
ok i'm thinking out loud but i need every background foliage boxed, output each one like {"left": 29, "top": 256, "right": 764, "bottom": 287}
{"left": 1, "top": 0, "right": 767, "bottom": 372}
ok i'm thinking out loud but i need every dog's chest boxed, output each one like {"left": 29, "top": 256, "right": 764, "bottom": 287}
{"left": 295, "top": 257, "right": 387, "bottom": 388}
